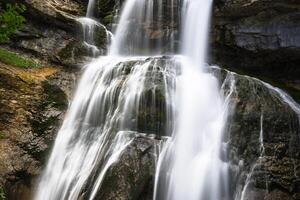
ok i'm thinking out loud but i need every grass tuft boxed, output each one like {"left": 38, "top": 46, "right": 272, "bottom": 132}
{"left": 0, "top": 48, "right": 38, "bottom": 68}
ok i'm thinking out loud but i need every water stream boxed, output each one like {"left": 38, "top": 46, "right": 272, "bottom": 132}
{"left": 34, "top": 0, "right": 300, "bottom": 199}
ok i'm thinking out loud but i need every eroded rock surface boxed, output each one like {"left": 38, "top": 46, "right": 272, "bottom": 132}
{"left": 0, "top": 62, "right": 76, "bottom": 200}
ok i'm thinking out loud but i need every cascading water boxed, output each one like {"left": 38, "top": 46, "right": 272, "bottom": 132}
{"left": 35, "top": 0, "right": 231, "bottom": 198}
{"left": 110, "top": 0, "right": 178, "bottom": 55}
{"left": 154, "top": 0, "right": 232, "bottom": 199}
{"left": 35, "top": 0, "right": 233, "bottom": 198}
{"left": 34, "top": 55, "right": 176, "bottom": 200}
{"left": 38, "top": 0, "right": 300, "bottom": 199}
{"left": 34, "top": 0, "right": 300, "bottom": 199}
{"left": 77, "top": 0, "right": 113, "bottom": 57}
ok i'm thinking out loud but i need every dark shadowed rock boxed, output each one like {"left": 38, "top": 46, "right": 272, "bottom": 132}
{"left": 211, "top": 0, "right": 300, "bottom": 99}
{"left": 94, "top": 133, "right": 163, "bottom": 200}
{"left": 213, "top": 67, "right": 300, "bottom": 199}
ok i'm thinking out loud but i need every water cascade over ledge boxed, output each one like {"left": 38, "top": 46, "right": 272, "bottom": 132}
{"left": 34, "top": 0, "right": 300, "bottom": 199}
{"left": 153, "top": 0, "right": 232, "bottom": 199}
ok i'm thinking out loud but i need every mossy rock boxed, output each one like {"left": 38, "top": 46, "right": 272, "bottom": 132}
{"left": 57, "top": 40, "right": 91, "bottom": 66}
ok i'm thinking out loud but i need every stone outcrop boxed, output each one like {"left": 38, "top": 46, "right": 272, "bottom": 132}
{"left": 83, "top": 60, "right": 299, "bottom": 200}
{"left": 2, "top": 0, "right": 109, "bottom": 67}
{"left": 213, "top": 67, "right": 300, "bottom": 199}
{"left": 211, "top": 0, "right": 300, "bottom": 101}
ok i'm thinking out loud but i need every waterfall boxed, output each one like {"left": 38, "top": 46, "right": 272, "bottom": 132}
{"left": 34, "top": 56, "right": 176, "bottom": 200}
{"left": 35, "top": 0, "right": 232, "bottom": 199}
{"left": 77, "top": 0, "right": 113, "bottom": 57}
{"left": 154, "top": 0, "right": 232, "bottom": 199}
{"left": 110, "top": 0, "right": 178, "bottom": 55}
{"left": 86, "top": 0, "right": 96, "bottom": 17}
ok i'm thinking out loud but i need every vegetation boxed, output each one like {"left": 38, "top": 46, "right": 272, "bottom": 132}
{"left": 0, "top": 132, "right": 6, "bottom": 140}
{"left": 0, "top": 186, "right": 5, "bottom": 200}
{"left": 0, "top": 48, "right": 38, "bottom": 68}
{"left": 0, "top": 3, "right": 26, "bottom": 43}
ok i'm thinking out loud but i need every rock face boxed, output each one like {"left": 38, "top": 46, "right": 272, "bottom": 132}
{"left": 2, "top": 0, "right": 109, "bottom": 67}
{"left": 212, "top": 0, "right": 300, "bottom": 100}
{"left": 213, "top": 67, "right": 300, "bottom": 199}
{"left": 96, "top": 133, "right": 163, "bottom": 200}
{"left": 0, "top": 63, "right": 77, "bottom": 199}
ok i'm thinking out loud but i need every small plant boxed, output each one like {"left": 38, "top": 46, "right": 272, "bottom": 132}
{"left": 0, "top": 48, "right": 38, "bottom": 68}
{"left": 0, "top": 3, "right": 26, "bottom": 43}
{"left": 0, "top": 132, "right": 6, "bottom": 139}
{"left": 0, "top": 186, "right": 5, "bottom": 200}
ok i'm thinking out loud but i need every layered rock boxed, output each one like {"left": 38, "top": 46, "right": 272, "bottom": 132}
{"left": 212, "top": 0, "right": 300, "bottom": 101}
{"left": 0, "top": 0, "right": 299, "bottom": 199}
{"left": 1, "top": 0, "right": 109, "bottom": 67}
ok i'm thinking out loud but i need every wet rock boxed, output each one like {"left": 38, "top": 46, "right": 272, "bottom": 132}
{"left": 109, "top": 58, "right": 176, "bottom": 136}
{"left": 94, "top": 133, "right": 162, "bottom": 200}
{"left": 213, "top": 67, "right": 300, "bottom": 199}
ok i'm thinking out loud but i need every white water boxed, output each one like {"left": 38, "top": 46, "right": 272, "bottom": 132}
{"left": 34, "top": 56, "right": 175, "bottom": 200}
{"left": 77, "top": 0, "right": 114, "bottom": 57}
{"left": 239, "top": 112, "right": 265, "bottom": 200}
{"left": 153, "top": 0, "right": 232, "bottom": 199}
{"left": 36, "top": 0, "right": 232, "bottom": 199}
{"left": 110, "top": 0, "right": 177, "bottom": 55}
{"left": 86, "top": 0, "right": 96, "bottom": 17}
{"left": 34, "top": 0, "right": 300, "bottom": 199}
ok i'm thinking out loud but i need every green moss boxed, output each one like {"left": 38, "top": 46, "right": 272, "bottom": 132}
{"left": 102, "top": 14, "right": 113, "bottom": 25}
{"left": 0, "top": 48, "right": 38, "bottom": 68}
{"left": 0, "top": 186, "right": 5, "bottom": 200}
{"left": 0, "top": 132, "right": 7, "bottom": 139}
{"left": 58, "top": 40, "right": 90, "bottom": 61}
